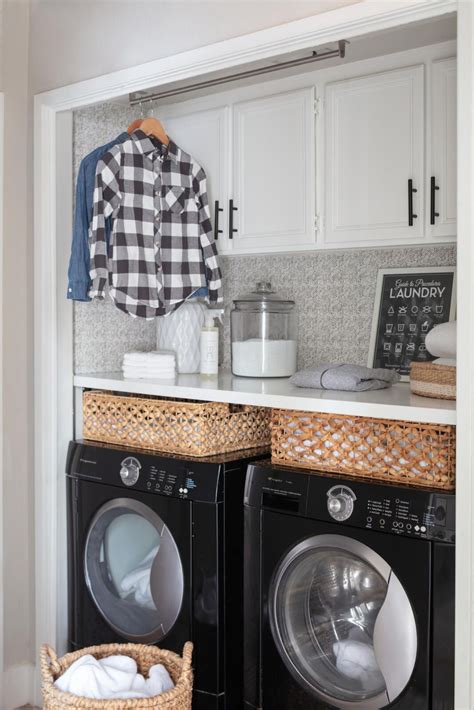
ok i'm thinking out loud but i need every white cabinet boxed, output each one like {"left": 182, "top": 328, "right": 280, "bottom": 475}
{"left": 229, "top": 87, "right": 315, "bottom": 253}
{"left": 429, "top": 57, "right": 457, "bottom": 239}
{"left": 324, "top": 65, "right": 425, "bottom": 247}
{"left": 164, "top": 106, "right": 229, "bottom": 248}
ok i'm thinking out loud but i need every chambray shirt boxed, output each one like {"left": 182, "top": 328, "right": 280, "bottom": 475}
{"left": 67, "top": 132, "right": 129, "bottom": 301}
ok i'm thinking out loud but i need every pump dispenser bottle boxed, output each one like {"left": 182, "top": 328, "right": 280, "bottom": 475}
{"left": 200, "top": 309, "right": 224, "bottom": 376}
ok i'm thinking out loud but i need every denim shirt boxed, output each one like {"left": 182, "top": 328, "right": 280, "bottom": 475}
{"left": 67, "top": 133, "right": 129, "bottom": 301}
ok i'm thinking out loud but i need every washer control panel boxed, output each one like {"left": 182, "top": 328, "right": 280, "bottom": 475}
{"left": 327, "top": 485, "right": 356, "bottom": 521}
{"left": 361, "top": 491, "right": 455, "bottom": 541}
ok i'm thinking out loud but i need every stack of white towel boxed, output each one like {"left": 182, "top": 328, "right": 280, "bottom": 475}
{"left": 123, "top": 351, "right": 176, "bottom": 380}
{"left": 54, "top": 653, "right": 174, "bottom": 700}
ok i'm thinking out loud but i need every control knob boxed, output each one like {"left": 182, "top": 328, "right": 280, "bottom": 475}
{"left": 327, "top": 485, "right": 357, "bottom": 522}
{"left": 120, "top": 457, "right": 141, "bottom": 486}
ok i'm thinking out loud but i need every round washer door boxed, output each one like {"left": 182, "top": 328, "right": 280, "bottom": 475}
{"left": 84, "top": 498, "right": 184, "bottom": 644}
{"left": 269, "top": 534, "right": 417, "bottom": 709}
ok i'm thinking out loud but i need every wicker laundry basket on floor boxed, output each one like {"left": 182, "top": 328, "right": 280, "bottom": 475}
{"left": 40, "top": 642, "right": 193, "bottom": 710}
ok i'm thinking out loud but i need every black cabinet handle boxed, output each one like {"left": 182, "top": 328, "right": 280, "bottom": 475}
{"left": 408, "top": 179, "right": 418, "bottom": 226}
{"left": 214, "top": 200, "right": 223, "bottom": 240}
{"left": 430, "top": 176, "right": 440, "bottom": 225}
{"left": 229, "top": 199, "right": 238, "bottom": 239}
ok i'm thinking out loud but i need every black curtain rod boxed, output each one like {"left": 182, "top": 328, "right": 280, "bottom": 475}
{"left": 130, "top": 40, "right": 347, "bottom": 106}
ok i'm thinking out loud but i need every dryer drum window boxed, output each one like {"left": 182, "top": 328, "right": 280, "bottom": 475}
{"left": 269, "top": 534, "right": 418, "bottom": 709}
{"left": 84, "top": 498, "right": 184, "bottom": 644}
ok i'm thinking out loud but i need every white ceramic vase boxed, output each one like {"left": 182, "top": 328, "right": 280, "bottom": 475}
{"left": 157, "top": 301, "right": 207, "bottom": 373}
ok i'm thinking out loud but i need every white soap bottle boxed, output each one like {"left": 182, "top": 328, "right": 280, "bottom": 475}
{"left": 200, "top": 309, "right": 224, "bottom": 377}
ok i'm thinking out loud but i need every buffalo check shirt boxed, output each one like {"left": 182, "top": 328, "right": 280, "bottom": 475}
{"left": 89, "top": 130, "right": 223, "bottom": 318}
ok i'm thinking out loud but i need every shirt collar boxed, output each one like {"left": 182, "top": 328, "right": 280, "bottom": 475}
{"left": 131, "top": 129, "right": 179, "bottom": 163}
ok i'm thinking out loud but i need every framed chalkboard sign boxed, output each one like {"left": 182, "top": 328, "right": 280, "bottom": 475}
{"left": 368, "top": 267, "right": 456, "bottom": 380}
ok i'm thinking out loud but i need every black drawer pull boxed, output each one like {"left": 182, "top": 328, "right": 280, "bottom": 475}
{"left": 430, "top": 176, "right": 440, "bottom": 225}
{"left": 408, "top": 179, "right": 418, "bottom": 226}
{"left": 214, "top": 200, "right": 223, "bottom": 240}
{"left": 229, "top": 199, "right": 238, "bottom": 239}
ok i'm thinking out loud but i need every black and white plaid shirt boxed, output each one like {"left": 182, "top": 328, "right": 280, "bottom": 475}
{"left": 89, "top": 130, "right": 223, "bottom": 318}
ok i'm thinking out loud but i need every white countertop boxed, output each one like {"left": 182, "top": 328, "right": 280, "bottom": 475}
{"left": 73, "top": 370, "right": 456, "bottom": 425}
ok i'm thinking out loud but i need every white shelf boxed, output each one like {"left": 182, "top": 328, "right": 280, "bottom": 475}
{"left": 74, "top": 370, "right": 456, "bottom": 426}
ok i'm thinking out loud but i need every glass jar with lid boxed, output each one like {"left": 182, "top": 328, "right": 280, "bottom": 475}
{"left": 231, "top": 282, "right": 297, "bottom": 377}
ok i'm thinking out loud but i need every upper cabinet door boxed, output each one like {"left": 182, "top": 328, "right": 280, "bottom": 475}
{"left": 164, "top": 106, "right": 230, "bottom": 251}
{"left": 429, "top": 57, "right": 457, "bottom": 240}
{"left": 324, "top": 65, "right": 425, "bottom": 247}
{"left": 230, "top": 88, "right": 315, "bottom": 253}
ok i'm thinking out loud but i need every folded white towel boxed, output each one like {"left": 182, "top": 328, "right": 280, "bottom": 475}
{"left": 425, "top": 321, "right": 456, "bottom": 359}
{"left": 433, "top": 357, "right": 456, "bottom": 367}
{"left": 54, "top": 653, "right": 174, "bottom": 699}
{"left": 124, "top": 351, "right": 175, "bottom": 364}
{"left": 122, "top": 362, "right": 176, "bottom": 372}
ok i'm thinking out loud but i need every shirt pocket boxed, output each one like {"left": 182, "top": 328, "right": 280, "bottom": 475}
{"left": 163, "top": 185, "right": 191, "bottom": 215}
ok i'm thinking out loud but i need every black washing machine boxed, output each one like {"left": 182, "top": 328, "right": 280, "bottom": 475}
{"left": 66, "top": 440, "right": 267, "bottom": 710}
{"left": 244, "top": 461, "right": 455, "bottom": 710}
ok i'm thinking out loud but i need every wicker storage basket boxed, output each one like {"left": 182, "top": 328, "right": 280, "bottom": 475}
{"left": 272, "top": 409, "right": 455, "bottom": 490}
{"left": 40, "top": 642, "right": 193, "bottom": 710}
{"left": 83, "top": 390, "right": 271, "bottom": 457}
{"left": 410, "top": 361, "right": 456, "bottom": 400}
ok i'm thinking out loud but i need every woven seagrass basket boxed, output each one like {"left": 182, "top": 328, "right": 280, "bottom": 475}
{"left": 410, "top": 361, "right": 456, "bottom": 400}
{"left": 83, "top": 390, "right": 271, "bottom": 456}
{"left": 40, "top": 642, "right": 193, "bottom": 710}
{"left": 272, "top": 409, "right": 455, "bottom": 490}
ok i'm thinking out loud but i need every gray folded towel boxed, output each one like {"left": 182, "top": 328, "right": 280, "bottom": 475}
{"left": 290, "top": 364, "right": 401, "bottom": 392}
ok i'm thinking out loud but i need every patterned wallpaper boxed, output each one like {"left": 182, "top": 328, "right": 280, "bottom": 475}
{"left": 73, "top": 104, "right": 456, "bottom": 374}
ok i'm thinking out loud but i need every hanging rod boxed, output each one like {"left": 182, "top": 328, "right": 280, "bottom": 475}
{"left": 130, "top": 40, "right": 347, "bottom": 106}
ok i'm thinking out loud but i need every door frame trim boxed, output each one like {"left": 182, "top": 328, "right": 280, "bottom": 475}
{"left": 34, "top": 1, "right": 468, "bottom": 706}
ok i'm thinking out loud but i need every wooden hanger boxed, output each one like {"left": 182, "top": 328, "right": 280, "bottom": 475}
{"left": 127, "top": 118, "right": 143, "bottom": 135}
{"left": 138, "top": 117, "right": 170, "bottom": 146}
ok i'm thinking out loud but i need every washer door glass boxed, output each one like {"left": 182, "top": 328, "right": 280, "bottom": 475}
{"left": 269, "top": 534, "right": 417, "bottom": 709}
{"left": 85, "top": 499, "right": 184, "bottom": 643}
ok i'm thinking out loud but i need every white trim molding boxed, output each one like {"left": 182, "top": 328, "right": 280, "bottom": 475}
{"left": 33, "top": 0, "right": 462, "bottom": 706}
{"left": 3, "top": 662, "right": 35, "bottom": 710}
{"left": 455, "top": 3, "right": 474, "bottom": 709}
{"left": 0, "top": 92, "right": 5, "bottom": 709}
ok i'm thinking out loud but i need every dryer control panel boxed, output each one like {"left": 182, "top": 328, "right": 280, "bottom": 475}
{"left": 245, "top": 463, "right": 455, "bottom": 543}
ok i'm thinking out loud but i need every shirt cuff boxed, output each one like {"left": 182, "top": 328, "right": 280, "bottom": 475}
{"left": 88, "top": 277, "right": 108, "bottom": 300}
{"left": 67, "top": 281, "right": 92, "bottom": 302}
{"left": 208, "top": 286, "right": 223, "bottom": 304}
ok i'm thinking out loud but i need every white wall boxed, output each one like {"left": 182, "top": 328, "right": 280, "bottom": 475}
{"left": 2, "top": 0, "right": 35, "bottom": 704}
{"left": 0, "top": 0, "right": 358, "bottom": 697}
